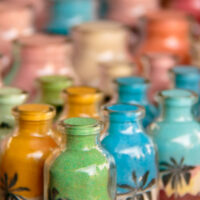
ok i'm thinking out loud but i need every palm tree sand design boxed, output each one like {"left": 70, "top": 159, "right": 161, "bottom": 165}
{"left": 118, "top": 171, "right": 156, "bottom": 200}
{"left": 0, "top": 173, "right": 30, "bottom": 200}
{"left": 48, "top": 187, "right": 70, "bottom": 200}
{"left": 160, "top": 157, "right": 194, "bottom": 197}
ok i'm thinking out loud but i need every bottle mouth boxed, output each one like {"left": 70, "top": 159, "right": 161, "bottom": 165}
{"left": 171, "top": 66, "right": 200, "bottom": 80}
{"left": 63, "top": 86, "right": 103, "bottom": 104}
{"left": 13, "top": 104, "right": 55, "bottom": 121}
{"left": 38, "top": 75, "right": 73, "bottom": 90}
{"left": 105, "top": 103, "right": 145, "bottom": 121}
{"left": 0, "top": 87, "right": 28, "bottom": 104}
{"left": 60, "top": 117, "right": 102, "bottom": 136}
{"left": 116, "top": 76, "right": 149, "bottom": 86}
{"left": 157, "top": 89, "right": 198, "bottom": 106}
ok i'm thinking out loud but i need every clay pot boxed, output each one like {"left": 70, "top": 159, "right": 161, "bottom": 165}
{"left": 12, "top": 34, "right": 77, "bottom": 99}
{"left": 140, "top": 10, "right": 191, "bottom": 64}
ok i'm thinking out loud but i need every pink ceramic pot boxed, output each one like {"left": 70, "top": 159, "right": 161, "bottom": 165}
{"left": 169, "top": 0, "right": 200, "bottom": 23}
{"left": 0, "top": 2, "right": 34, "bottom": 74}
{"left": 108, "top": 0, "right": 159, "bottom": 26}
{"left": 142, "top": 53, "right": 178, "bottom": 104}
{"left": 6, "top": 0, "right": 49, "bottom": 30}
{"left": 12, "top": 34, "right": 77, "bottom": 99}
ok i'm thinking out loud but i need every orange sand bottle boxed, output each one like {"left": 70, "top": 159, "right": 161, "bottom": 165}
{"left": 60, "top": 86, "right": 103, "bottom": 120}
{"left": 0, "top": 104, "right": 58, "bottom": 200}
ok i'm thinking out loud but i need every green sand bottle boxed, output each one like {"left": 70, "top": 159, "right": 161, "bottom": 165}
{"left": 45, "top": 117, "right": 116, "bottom": 200}
{"left": 37, "top": 75, "right": 73, "bottom": 119}
{"left": 0, "top": 87, "right": 27, "bottom": 140}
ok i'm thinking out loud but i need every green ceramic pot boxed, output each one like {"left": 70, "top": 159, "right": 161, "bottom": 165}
{"left": 46, "top": 117, "right": 116, "bottom": 200}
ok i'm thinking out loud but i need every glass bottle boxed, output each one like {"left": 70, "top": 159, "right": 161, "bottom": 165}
{"left": 148, "top": 89, "right": 200, "bottom": 200}
{"left": 171, "top": 66, "right": 200, "bottom": 118}
{"left": 0, "top": 87, "right": 27, "bottom": 140}
{"left": 116, "top": 76, "right": 157, "bottom": 128}
{"left": 102, "top": 104, "right": 158, "bottom": 200}
{"left": 0, "top": 104, "right": 58, "bottom": 200}
{"left": 61, "top": 86, "right": 103, "bottom": 120}
{"left": 37, "top": 75, "right": 74, "bottom": 119}
{"left": 71, "top": 21, "right": 131, "bottom": 87}
{"left": 46, "top": 0, "right": 98, "bottom": 35}
{"left": 45, "top": 117, "right": 116, "bottom": 200}
{"left": 12, "top": 34, "right": 77, "bottom": 99}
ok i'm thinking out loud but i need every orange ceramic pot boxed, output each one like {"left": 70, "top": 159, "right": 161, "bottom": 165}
{"left": 12, "top": 34, "right": 77, "bottom": 99}
{"left": 60, "top": 86, "right": 103, "bottom": 120}
{"left": 0, "top": 104, "right": 58, "bottom": 200}
{"left": 140, "top": 10, "right": 191, "bottom": 64}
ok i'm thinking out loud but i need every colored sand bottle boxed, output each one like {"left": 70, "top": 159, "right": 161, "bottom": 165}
{"left": 148, "top": 89, "right": 200, "bottom": 200}
{"left": 102, "top": 104, "right": 158, "bottom": 200}
{"left": 116, "top": 76, "right": 157, "bottom": 127}
{"left": 45, "top": 117, "right": 116, "bottom": 200}
{"left": 0, "top": 104, "right": 58, "bottom": 200}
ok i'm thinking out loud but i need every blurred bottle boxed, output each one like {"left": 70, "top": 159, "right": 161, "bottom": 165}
{"left": 99, "top": 61, "right": 135, "bottom": 102}
{"left": 6, "top": 0, "right": 49, "bottom": 30}
{"left": 37, "top": 75, "right": 74, "bottom": 119}
{"left": 60, "top": 86, "right": 103, "bottom": 121}
{"left": 0, "top": 104, "right": 58, "bottom": 200}
{"left": 0, "top": 2, "right": 34, "bottom": 75}
{"left": 139, "top": 10, "right": 191, "bottom": 64}
{"left": 12, "top": 34, "right": 77, "bottom": 99}
{"left": 142, "top": 53, "right": 178, "bottom": 104}
{"left": 0, "top": 87, "right": 27, "bottom": 142}
{"left": 46, "top": 0, "right": 98, "bottom": 35}
{"left": 72, "top": 21, "right": 131, "bottom": 87}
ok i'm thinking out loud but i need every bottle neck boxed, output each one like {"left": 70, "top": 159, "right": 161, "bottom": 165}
{"left": 108, "top": 118, "right": 144, "bottom": 135}
{"left": 159, "top": 104, "right": 194, "bottom": 122}
{"left": 17, "top": 119, "right": 53, "bottom": 136}
{"left": 65, "top": 102, "right": 101, "bottom": 119}
{"left": 66, "top": 134, "right": 99, "bottom": 151}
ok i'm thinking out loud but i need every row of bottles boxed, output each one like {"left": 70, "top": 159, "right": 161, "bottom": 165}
{"left": 0, "top": 63, "right": 200, "bottom": 199}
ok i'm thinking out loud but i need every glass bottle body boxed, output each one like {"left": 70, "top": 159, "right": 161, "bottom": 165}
{"left": 102, "top": 104, "right": 158, "bottom": 200}
{"left": 148, "top": 89, "right": 200, "bottom": 200}
{"left": 45, "top": 117, "right": 116, "bottom": 200}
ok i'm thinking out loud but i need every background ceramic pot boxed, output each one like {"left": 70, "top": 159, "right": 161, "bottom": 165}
{"left": 12, "top": 34, "right": 77, "bottom": 99}
{"left": 72, "top": 21, "right": 131, "bottom": 87}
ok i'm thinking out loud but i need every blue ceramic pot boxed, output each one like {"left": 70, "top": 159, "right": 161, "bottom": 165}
{"left": 102, "top": 104, "right": 158, "bottom": 200}
{"left": 116, "top": 77, "right": 157, "bottom": 128}
{"left": 172, "top": 66, "right": 200, "bottom": 118}
{"left": 148, "top": 89, "right": 200, "bottom": 199}
{"left": 46, "top": 0, "right": 98, "bottom": 35}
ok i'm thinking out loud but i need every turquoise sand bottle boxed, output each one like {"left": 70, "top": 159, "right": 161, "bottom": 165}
{"left": 45, "top": 117, "right": 116, "bottom": 200}
{"left": 116, "top": 76, "right": 157, "bottom": 127}
{"left": 171, "top": 66, "right": 200, "bottom": 118}
{"left": 148, "top": 89, "right": 200, "bottom": 200}
{"left": 102, "top": 104, "right": 158, "bottom": 200}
